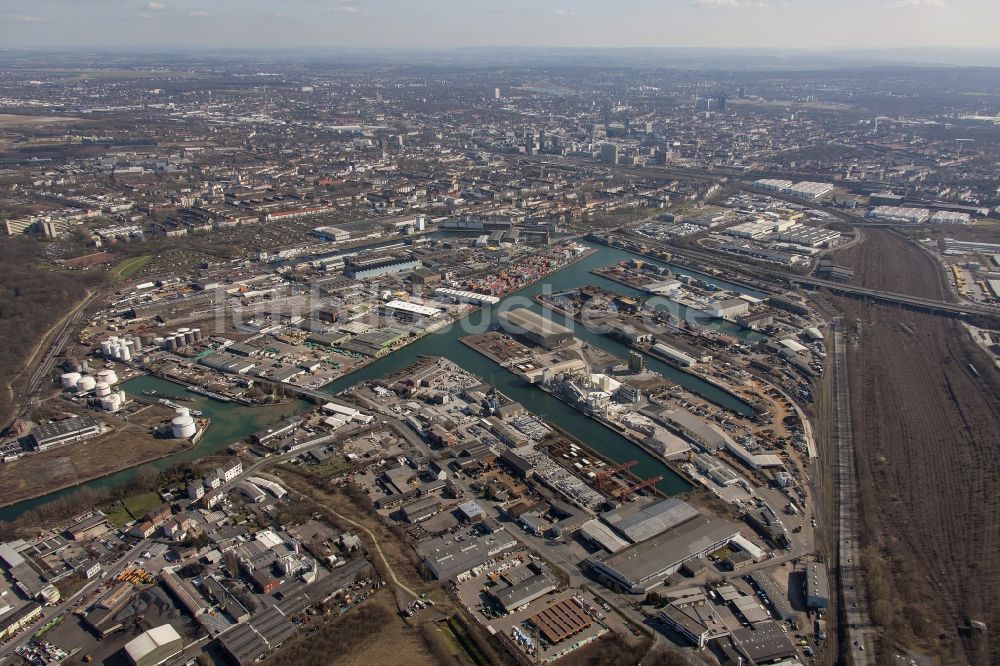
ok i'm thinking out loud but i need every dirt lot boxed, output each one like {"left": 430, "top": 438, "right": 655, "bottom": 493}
{"left": 0, "top": 409, "right": 191, "bottom": 508}
{"left": 830, "top": 228, "right": 1000, "bottom": 664}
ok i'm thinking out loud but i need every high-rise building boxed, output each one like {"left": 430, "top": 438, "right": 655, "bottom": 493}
{"left": 716, "top": 95, "right": 727, "bottom": 112}
{"left": 494, "top": 87, "right": 501, "bottom": 100}
{"left": 628, "top": 350, "right": 644, "bottom": 373}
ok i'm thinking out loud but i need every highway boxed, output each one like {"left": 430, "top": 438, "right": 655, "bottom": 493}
{"left": 830, "top": 319, "right": 872, "bottom": 665}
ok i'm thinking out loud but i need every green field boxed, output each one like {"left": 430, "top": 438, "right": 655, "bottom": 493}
{"left": 123, "top": 491, "right": 163, "bottom": 519}
{"left": 112, "top": 255, "right": 152, "bottom": 280}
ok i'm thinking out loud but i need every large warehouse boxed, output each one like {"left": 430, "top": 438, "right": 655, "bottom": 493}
{"left": 123, "top": 624, "right": 183, "bottom": 666}
{"left": 588, "top": 515, "right": 739, "bottom": 593}
{"left": 498, "top": 308, "right": 574, "bottom": 349}
{"left": 599, "top": 498, "right": 700, "bottom": 544}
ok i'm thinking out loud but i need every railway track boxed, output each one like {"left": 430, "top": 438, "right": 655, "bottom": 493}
{"left": 831, "top": 318, "right": 873, "bottom": 665}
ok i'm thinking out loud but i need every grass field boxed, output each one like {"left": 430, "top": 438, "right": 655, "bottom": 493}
{"left": 123, "top": 491, "right": 162, "bottom": 519}
{"left": 112, "top": 255, "right": 152, "bottom": 280}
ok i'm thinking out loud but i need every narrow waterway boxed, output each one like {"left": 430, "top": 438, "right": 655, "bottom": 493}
{"left": 0, "top": 379, "right": 307, "bottom": 522}
{"left": 1, "top": 240, "right": 764, "bottom": 521}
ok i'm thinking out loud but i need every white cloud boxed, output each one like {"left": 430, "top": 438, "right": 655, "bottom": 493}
{"left": 143, "top": 1, "right": 166, "bottom": 10}
{"left": 328, "top": 5, "right": 358, "bottom": 13}
{"left": 14, "top": 15, "right": 43, "bottom": 23}
{"left": 553, "top": 9, "right": 577, "bottom": 16}
{"left": 889, "top": 0, "right": 947, "bottom": 7}
{"left": 188, "top": 9, "right": 209, "bottom": 17}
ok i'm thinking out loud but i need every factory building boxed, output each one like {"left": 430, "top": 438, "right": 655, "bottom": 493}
{"left": 599, "top": 498, "right": 701, "bottom": 544}
{"left": 498, "top": 308, "right": 574, "bottom": 349}
{"left": 868, "top": 206, "right": 931, "bottom": 224}
{"left": 344, "top": 255, "right": 420, "bottom": 280}
{"left": 787, "top": 181, "right": 833, "bottom": 200}
{"left": 417, "top": 527, "right": 517, "bottom": 580}
{"left": 753, "top": 179, "right": 793, "bottom": 192}
{"left": 433, "top": 287, "right": 500, "bottom": 306}
{"left": 123, "top": 624, "right": 184, "bottom": 666}
{"left": 381, "top": 300, "right": 442, "bottom": 321}
{"left": 706, "top": 298, "right": 750, "bottom": 319}
{"left": 804, "top": 561, "right": 830, "bottom": 609}
{"left": 588, "top": 515, "right": 739, "bottom": 593}
{"left": 27, "top": 417, "right": 102, "bottom": 451}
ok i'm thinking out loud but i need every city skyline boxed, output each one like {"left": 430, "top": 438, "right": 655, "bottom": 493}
{"left": 3, "top": 0, "right": 1000, "bottom": 52}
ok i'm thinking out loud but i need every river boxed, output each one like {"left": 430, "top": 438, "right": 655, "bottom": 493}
{"left": 1, "top": 240, "right": 763, "bottom": 521}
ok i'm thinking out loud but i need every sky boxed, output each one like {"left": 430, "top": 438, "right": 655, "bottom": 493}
{"left": 1, "top": 0, "right": 999, "bottom": 52}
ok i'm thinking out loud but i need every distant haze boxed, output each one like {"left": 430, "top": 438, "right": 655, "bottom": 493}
{"left": 2, "top": 0, "right": 1000, "bottom": 57}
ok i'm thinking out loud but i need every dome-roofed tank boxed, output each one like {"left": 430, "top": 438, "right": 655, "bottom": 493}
{"left": 171, "top": 407, "right": 197, "bottom": 439}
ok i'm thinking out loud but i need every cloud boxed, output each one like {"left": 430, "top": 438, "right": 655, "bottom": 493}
{"left": 328, "top": 5, "right": 358, "bottom": 13}
{"left": 553, "top": 9, "right": 577, "bottom": 16}
{"left": 188, "top": 9, "right": 209, "bottom": 17}
{"left": 693, "top": 0, "right": 772, "bottom": 6}
{"left": 143, "top": 1, "right": 166, "bottom": 10}
{"left": 14, "top": 15, "right": 43, "bottom": 23}
{"left": 888, "top": 0, "right": 947, "bottom": 7}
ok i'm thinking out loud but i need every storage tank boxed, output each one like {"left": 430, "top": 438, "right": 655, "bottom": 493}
{"left": 120, "top": 346, "right": 132, "bottom": 362}
{"left": 131, "top": 337, "right": 143, "bottom": 352}
{"left": 65, "top": 357, "right": 83, "bottom": 373}
{"left": 118, "top": 390, "right": 127, "bottom": 403}
{"left": 100, "top": 340, "right": 115, "bottom": 357}
{"left": 94, "top": 381, "right": 111, "bottom": 397}
{"left": 191, "top": 328, "right": 202, "bottom": 342}
{"left": 183, "top": 330, "right": 195, "bottom": 345}
{"left": 101, "top": 394, "right": 122, "bottom": 412}
{"left": 97, "top": 369, "right": 119, "bottom": 385}
{"left": 61, "top": 372, "right": 82, "bottom": 389}
{"left": 171, "top": 407, "right": 197, "bottom": 439}
{"left": 153, "top": 337, "right": 165, "bottom": 347}
{"left": 77, "top": 375, "right": 97, "bottom": 392}
{"left": 165, "top": 337, "right": 178, "bottom": 351}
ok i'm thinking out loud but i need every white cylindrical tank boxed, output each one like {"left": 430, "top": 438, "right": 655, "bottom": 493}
{"left": 77, "top": 375, "right": 97, "bottom": 392}
{"left": 171, "top": 407, "right": 197, "bottom": 439}
{"left": 118, "top": 389, "right": 127, "bottom": 403}
{"left": 191, "top": 328, "right": 201, "bottom": 341}
{"left": 120, "top": 346, "right": 132, "bottom": 362}
{"left": 95, "top": 381, "right": 111, "bottom": 397}
{"left": 61, "top": 372, "right": 82, "bottom": 389}
{"left": 97, "top": 369, "right": 119, "bottom": 385}
{"left": 101, "top": 394, "right": 122, "bottom": 412}
{"left": 132, "top": 337, "right": 143, "bottom": 352}
{"left": 153, "top": 337, "right": 165, "bottom": 347}
{"left": 100, "top": 340, "right": 114, "bottom": 357}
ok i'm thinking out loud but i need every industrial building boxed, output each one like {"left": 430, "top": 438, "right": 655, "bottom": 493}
{"left": 344, "top": 255, "right": 420, "bottom": 279}
{"left": 588, "top": 515, "right": 739, "bottom": 593}
{"left": 657, "top": 592, "right": 731, "bottom": 649}
{"left": 381, "top": 300, "right": 442, "bottom": 321}
{"left": 417, "top": 527, "right": 517, "bottom": 580}
{"left": 804, "top": 561, "right": 829, "bottom": 609}
{"left": 433, "top": 287, "right": 500, "bottom": 306}
{"left": 868, "top": 206, "right": 931, "bottom": 224}
{"left": 27, "top": 416, "right": 102, "bottom": 451}
{"left": 123, "top": 624, "right": 184, "bottom": 666}
{"left": 786, "top": 181, "right": 833, "bottom": 200}
{"left": 498, "top": 308, "right": 574, "bottom": 349}
{"left": 218, "top": 606, "right": 296, "bottom": 666}
{"left": 529, "top": 597, "right": 594, "bottom": 645}
{"left": 599, "top": 498, "right": 700, "bottom": 544}
{"left": 753, "top": 179, "right": 793, "bottom": 192}
{"left": 706, "top": 298, "right": 750, "bottom": 319}
{"left": 488, "top": 563, "right": 557, "bottom": 612}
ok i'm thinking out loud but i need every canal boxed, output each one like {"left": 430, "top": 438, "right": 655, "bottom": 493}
{"left": 1, "top": 240, "right": 762, "bottom": 520}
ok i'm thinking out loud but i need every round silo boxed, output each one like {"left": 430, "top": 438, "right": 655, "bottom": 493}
{"left": 77, "top": 375, "right": 97, "bottom": 392}
{"left": 95, "top": 381, "right": 111, "bottom": 397}
{"left": 171, "top": 407, "right": 197, "bottom": 439}
{"left": 61, "top": 372, "right": 82, "bottom": 389}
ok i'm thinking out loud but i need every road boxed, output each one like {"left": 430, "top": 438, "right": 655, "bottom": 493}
{"left": 0, "top": 535, "right": 151, "bottom": 659}
{"left": 830, "top": 318, "right": 872, "bottom": 665}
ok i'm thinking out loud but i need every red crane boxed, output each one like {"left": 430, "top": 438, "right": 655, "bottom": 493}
{"left": 616, "top": 475, "right": 663, "bottom": 499}
{"left": 594, "top": 460, "right": 638, "bottom": 483}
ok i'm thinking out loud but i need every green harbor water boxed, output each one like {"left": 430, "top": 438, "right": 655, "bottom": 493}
{"left": 1, "top": 240, "right": 763, "bottom": 521}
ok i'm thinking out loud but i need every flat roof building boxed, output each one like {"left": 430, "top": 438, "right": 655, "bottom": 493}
{"left": 805, "top": 561, "right": 830, "bottom": 609}
{"left": 599, "top": 498, "right": 700, "bottom": 544}
{"left": 28, "top": 417, "right": 101, "bottom": 451}
{"left": 498, "top": 308, "right": 574, "bottom": 349}
{"left": 588, "top": 515, "right": 738, "bottom": 593}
